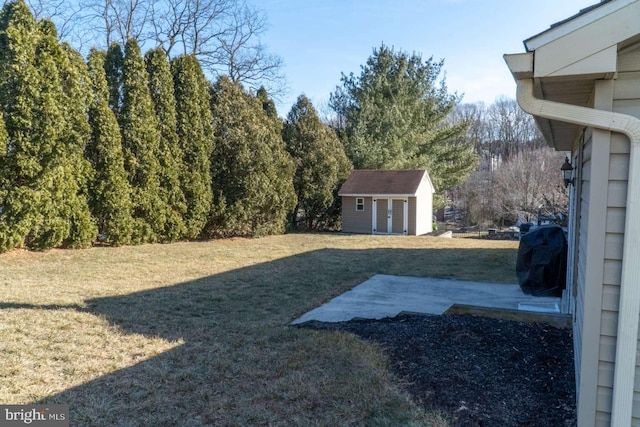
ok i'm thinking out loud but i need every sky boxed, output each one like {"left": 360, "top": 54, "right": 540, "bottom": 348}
{"left": 250, "top": 0, "right": 599, "bottom": 116}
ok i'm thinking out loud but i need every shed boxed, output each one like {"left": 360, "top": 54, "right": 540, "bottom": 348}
{"left": 338, "top": 169, "right": 435, "bottom": 235}
{"left": 505, "top": 1, "right": 640, "bottom": 425}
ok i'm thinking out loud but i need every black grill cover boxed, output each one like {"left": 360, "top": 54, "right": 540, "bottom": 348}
{"left": 516, "top": 225, "right": 567, "bottom": 297}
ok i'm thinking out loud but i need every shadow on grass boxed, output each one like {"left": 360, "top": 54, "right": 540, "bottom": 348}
{"left": 33, "top": 247, "right": 517, "bottom": 425}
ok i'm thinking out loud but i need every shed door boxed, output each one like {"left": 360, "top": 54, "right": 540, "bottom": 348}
{"left": 391, "top": 199, "right": 405, "bottom": 234}
{"left": 373, "top": 198, "right": 407, "bottom": 235}
{"left": 376, "top": 199, "right": 388, "bottom": 233}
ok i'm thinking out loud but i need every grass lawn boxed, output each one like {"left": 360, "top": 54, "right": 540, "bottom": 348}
{"left": 0, "top": 233, "right": 518, "bottom": 426}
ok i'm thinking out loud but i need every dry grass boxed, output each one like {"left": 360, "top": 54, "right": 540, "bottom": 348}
{"left": 0, "top": 233, "right": 518, "bottom": 426}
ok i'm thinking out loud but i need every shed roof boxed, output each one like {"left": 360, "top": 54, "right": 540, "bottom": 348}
{"left": 338, "top": 170, "right": 432, "bottom": 196}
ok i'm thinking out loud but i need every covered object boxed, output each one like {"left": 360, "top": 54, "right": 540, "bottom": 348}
{"left": 516, "top": 226, "right": 567, "bottom": 297}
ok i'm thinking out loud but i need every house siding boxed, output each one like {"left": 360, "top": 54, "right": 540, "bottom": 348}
{"left": 341, "top": 196, "right": 373, "bottom": 234}
{"left": 576, "top": 80, "right": 613, "bottom": 427}
{"left": 575, "top": 130, "right": 591, "bottom": 420}
{"left": 611, "top": 46, "right": 640, "bottom": 426}
{"left": 578, "top": 47, "right": 640, "bottom": 426}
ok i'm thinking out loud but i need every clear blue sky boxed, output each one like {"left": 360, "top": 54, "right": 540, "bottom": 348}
{"left": 251, "top": 0, "right": 598, "bottom": 116}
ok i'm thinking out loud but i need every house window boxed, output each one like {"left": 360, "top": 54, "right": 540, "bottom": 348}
{"left": 356, "top": 198, "right": 364, "bottom": 211}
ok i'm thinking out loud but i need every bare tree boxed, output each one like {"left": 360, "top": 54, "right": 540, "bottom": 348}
{"left": 150, "top": 0, "right": 231, "bottom": 57}
{"left": 78, "top": 0, "right": 150, "bottom": 47}
{"left": 494, "top": 147, "right": 568, "bottom": 223}
{"left": 213, "top": 3, "right": 283, "bottom": 90}
{"left": 20, "top": 0, "right": 81, "bottom": 43}
{"left": 449, "top": 100, "right": 568, "bottom": 227}
{"left": 18, "top": 0, "right": 284, "bottom": 92}
{"left": 486, "top": 97, "right": 545, "bottom": 159}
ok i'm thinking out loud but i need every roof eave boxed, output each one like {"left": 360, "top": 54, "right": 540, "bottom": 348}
{"left": 524, "top": 0, "right": 630, "bottom": 51}
{"left": 504, "top": 0, "right": 640, "bottom": 151}
{"left": 338, "top": 193, "right": 418, "bottom": 198}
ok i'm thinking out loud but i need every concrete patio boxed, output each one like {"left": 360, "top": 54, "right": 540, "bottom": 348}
{"left": 291, "top": 274, "right": 563, "bottom": 324}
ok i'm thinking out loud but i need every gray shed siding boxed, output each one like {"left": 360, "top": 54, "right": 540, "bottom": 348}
{"left": 341, "top": 196, "right": 373, "bottom": 234}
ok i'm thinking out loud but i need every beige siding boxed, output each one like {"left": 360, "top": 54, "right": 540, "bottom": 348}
{"left": 341, "top": 196, "right": 372, "bottom": 234}
{"left": 585, "top": 49, "right": 640, "bottom": 425}
{"left": 576, "top": 80, "right": 613, "bottom": 426}
{"left": 574, "top": 132, "right": 590, "bottom": 410}
{"left": 408, "top": 198, "right": 417, "bottom": 235}
{"left": 614, "top": 48, "right": 640, "bottom": 426}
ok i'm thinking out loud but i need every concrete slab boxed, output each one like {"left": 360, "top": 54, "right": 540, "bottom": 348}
{"left": 291, "top": 274, "right": 562, "bottom": 324}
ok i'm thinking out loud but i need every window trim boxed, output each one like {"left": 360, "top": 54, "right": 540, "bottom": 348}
{"left": 355, "top": 197, "right": 365, "bottom": 211}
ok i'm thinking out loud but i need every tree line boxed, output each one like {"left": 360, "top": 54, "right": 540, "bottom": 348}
{"left": 0, "top": 0, "right": 353, "bottom": 252}
{"left": 448, "top": 98, "right": 568, "bottom": 227}
{"left": 0, "top": 1, "right": 501, "bottom": 253}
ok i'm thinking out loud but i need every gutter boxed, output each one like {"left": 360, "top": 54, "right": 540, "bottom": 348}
{"left": 515, "top": 78, "right": 640, "bottom": 426}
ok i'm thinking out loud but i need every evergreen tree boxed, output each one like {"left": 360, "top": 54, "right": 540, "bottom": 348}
{"left": 86, "top": 48, "right": 134, "bottom": 245}
{"left": 208, "top": 77, "right": 296, "bottom": 237}
{"left": 257, "top": 86, "right": 279, "bottom": 120}
{"left": 104, "top": 42, "right": 124, "bottom": 116}
{"left": 120, "top": 38, "right": 166, "bottom": 243}
{"left": 171, "top": 55, "right": 213, "bottom": 239}
{"left": 56, "top": 41, "right": 98, "bottom": 248}
{"left": 283, "top": 95, "right": 352, "bottom": 230}
{"left": 26, "top": 20, "right": 96, "bottom": 249}
{"left": 0, "top": 107, "right": 6, "bottom": 158}
{"left": 145, "top": 47, "right": 186, "bottom": 242}
{"left": 330, "top": 44, "right": 477, "bottom": 197}
{"left": 0, "top": 109, "right": 8, "bottom": 240}
{"left": 0, "top": 0, "right": 40, "bottom": 251}
{"left": 0, "top": 2, "right": 96, "bottom": 251}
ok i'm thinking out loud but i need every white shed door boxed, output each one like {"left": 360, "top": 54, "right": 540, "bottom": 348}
{"left": 372, "top": 198, "right": 407, "bottom": 235}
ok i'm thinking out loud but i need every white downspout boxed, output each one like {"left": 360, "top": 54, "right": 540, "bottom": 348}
{"left": 516, "top": 78, "right": 640, "bottom": 426}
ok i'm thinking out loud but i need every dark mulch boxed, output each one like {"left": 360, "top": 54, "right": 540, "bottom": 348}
{"left": 300, "top": 313, "right": 576, "bottom": 427}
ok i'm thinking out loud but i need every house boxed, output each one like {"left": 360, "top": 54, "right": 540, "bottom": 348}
{"left": 338, "top": 169, "right": 435, "bottom": 235}
{"left": 504, "top": 1, "right": 640, "bottom": 425}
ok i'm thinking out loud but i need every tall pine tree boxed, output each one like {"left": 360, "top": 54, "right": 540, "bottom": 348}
{"left": 208, "top": 77, "right": 296, "bottom": 237}
{"left": 284, "top": 95, "right": 352, "bottom": 230}
{"left": 104, "top": 42, "right": 124, "bottom": 117}
{"left": 171, "top": 55, "right": 213, "bottom": 239}
{"left": 0, "top": 109, "right": 8, "bottom": 241}
{"left": 0, "top": 0, "right": 40, "bottom": 250}
{"left": 120, "top": 38, "right": 166, "bottom": 243}
{"left": 145, "top": 48, "right": 186, "bottom": 242}
{"left": 0, "top": 2, "right": 96, "bottom": 251}
{"left": 330, "top": 44, "right": 477, "bottom": 198}
{"left": 56, "top": 41, "right": 98, "bottom": 248}
{"left": 86, "top": 48, "right": 134, "bottom": 245}
{"left": 257, "top": 86, "right": 279, "bottom": 120}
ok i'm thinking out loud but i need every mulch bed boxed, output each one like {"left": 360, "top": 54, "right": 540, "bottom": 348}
{"left": 300, "top": 313, "right": 576, "bottom": 427}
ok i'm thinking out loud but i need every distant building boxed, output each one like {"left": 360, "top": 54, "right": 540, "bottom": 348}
{"left": 338, "top": 169, "right": 435, "bottom": 235}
